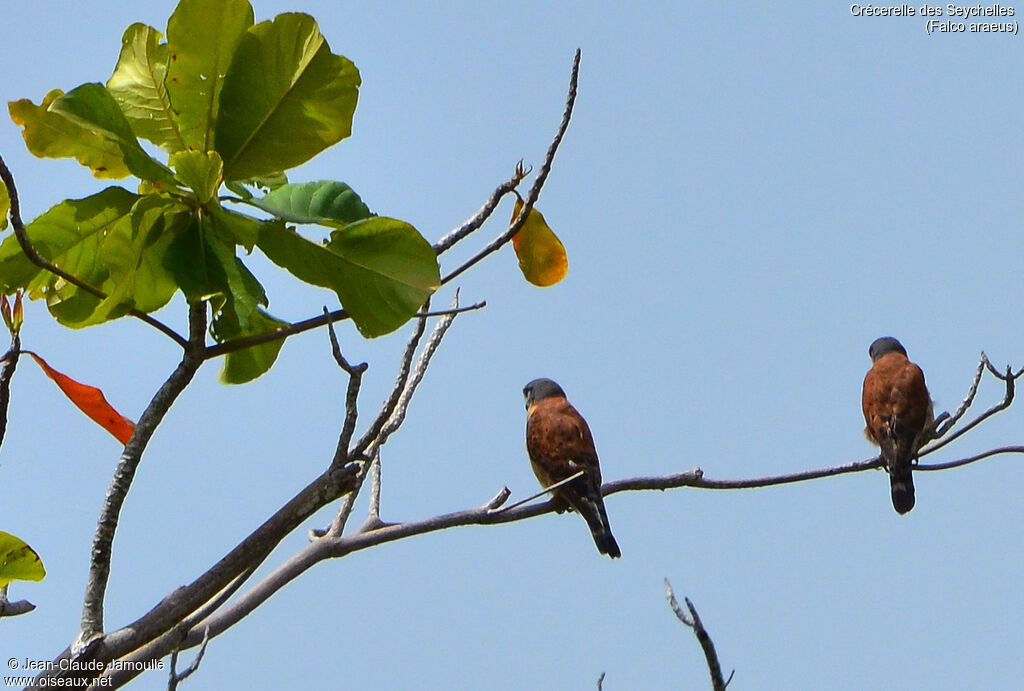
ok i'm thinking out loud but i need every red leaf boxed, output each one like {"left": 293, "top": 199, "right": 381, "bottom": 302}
{"left": 28, "top": 353, "right": 136, "bottom": 444}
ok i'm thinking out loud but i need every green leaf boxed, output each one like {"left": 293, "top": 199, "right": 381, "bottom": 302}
{"left": 8, "top": 90, "right": 132, "bottom": 179}
{"left": 0, "top": 531, "right": 45, "bottom": 588}
{"left": 245, "top": 180, "right": 372, "bottom": 227}
{"left": 163, "top": 215, "right": 268, "bottom": 329}
{"left": 79, "top": 194, "right": 188, "bottom": 325}
{"left": 0, "top": 179, "right": 8, "bottom": 231}
{"left": 49, "top": 83, "right": 176, "bottom": 184}
{"left": 170, "top": 150, "right": 223, "bottom": 203}
{"left": 0, "top": 187, "right": 139, "bottom": 324}
{"left": 166, "top": 0, "right": 254, "bottom": 151}
{"left": 216, "top": 307, "right": 288, "bottom": 384}
{"left": 257, "top": 217, "right": 439, "bottom": 337}
{"left": 215, "top": 13, "right": 360, "bottom": 181}
{"left": 207, "top": 205, "right": 265, "bottom": 251}
{"left": 106, "top": 23, "right": 186, "bottom": 153}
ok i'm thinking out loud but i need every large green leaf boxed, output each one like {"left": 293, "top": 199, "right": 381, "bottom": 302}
{"left": 215, "top": 13, "right": 360, "bottom": 181}
{"left": 8, "top": 90, "right": 132, "bottom": 179}
{"left": 244, "top": 180, "right": 372, "bottom": 227}
{"left": 0, "top": 187, "right": 139, "bottom": 325}
{"left": 216, "top": 307, "right": 288, "bottom": 384}
{"left": 0, "top": 531, "right": 45, "bottom": 588}
{"left": 257, "top": 217, "right": 439, "bottom": 337}
{"left": 49, "top": 83, "right": 176, "bottom": 184}
{"left": 164, "top": 215, "right": 267, "bottom": 327}
{"left": 106, "top": 23, "right": 186, "bottom": 153}
{"left": 165, "top": 0, "right": 254, "bottom": 152}
{"left": 78, "top": 194, "right": 188, "bottom": 326}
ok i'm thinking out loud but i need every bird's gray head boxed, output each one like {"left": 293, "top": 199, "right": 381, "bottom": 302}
{"left": 523, "top": 378, "right": 566, "bottom": 409}
{"left": 868, "top": 336, "right": 908, "bottom": 362}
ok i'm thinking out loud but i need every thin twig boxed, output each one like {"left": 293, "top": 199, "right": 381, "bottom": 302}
{"left": 0, "top": 335, "right": 20, "bottom": 453}
{"left": 0, "top": 584, "right": 36, "bottom": 619}
{"left": 350, "top": 303, "right": 430, "bottom": 459}
{"left": 488, "top": 470, "right": 584, "bottom": 514}
{"left": 324, "top": 307, "right": 367, "bottom": 463}
{"left": 915, "top": 446, "right": 1024, "bottom": 471}
{"left": 921, "top": 353, "right": 1020, "bottom": 456}
{"left": 203, "top": 303, "right": 484, "bottom": 360}
{"left": 417, "top": 301, "right": 486, "bottom": 318}
{"left": 363, "top": 450, "right": 384, "bottom": 530}
{"left": 934, "top": 355, "right": 986, "bottom": 439}
{"left": 0, "top": 154, "right": 188, "bottom": 348}
{"left": 167, "top": 627, "right": 209, "bottom": 690}
{"left": 440, "top": 49, "right": 581, "bottom": 286}
{"left": 432, "top": 163, "right": 530, "bottom": 254}
{"left": 665, "top": 579, "right": 731, "bottom": 691}
{"left": 373, "top": 291, "right": 462, "bottom": 446}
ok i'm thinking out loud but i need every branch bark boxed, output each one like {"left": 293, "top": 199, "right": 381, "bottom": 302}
{"left": 78, "top": 302, "right": 208, "bottom": 645}
{"left": 665, "top": 579, "right": 733, "bottom": 690}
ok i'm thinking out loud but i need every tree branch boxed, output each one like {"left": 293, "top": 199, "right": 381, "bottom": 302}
{"left": 440, "top": 49, "right": 581, "bottom": 286}
{"left": 78, "top": 302, "right": 208, "bottom": 646}
{"left": 324, "top": 307, "right": 367, "bottom": 464}
{"left": 922, "top": 352, "right": 1021, "bottom": 456}
{"left": 432, "top": 163, "right": 530, "bottom": 255}
{"left": 0, "top": 335, "right": 20, "bottom": 454}
{"left": 0, "top": 154, "right": 188, "bottom": 349}
{"left": 664, "top": 579, "right": 732, "bottom": 691}
{"left": 167, "top": 627, "right": 209, "bottom": 690}
{"left": 0, "top": 584, "right": 36, "bottom": 619}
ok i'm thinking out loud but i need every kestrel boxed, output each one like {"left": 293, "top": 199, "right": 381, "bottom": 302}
{"left": 523, "top": 378, "right": 621, "bottom": 558}
{"left": 862, "top": 337, "right": 933, "bottom": 514}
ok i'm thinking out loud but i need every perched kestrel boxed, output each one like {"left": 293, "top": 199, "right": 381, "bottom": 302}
{"left": 862, "top": 337, "right": 933, "bottom": 514}
{"left": 523, "top": 378, "right": 621, "bottom": 558}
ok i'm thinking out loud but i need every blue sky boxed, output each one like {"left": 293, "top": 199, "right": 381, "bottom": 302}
{"left": 2, "top": 2, "right": 1022, "bottom": 689}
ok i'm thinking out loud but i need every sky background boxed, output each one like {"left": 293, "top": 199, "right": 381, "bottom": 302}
{"left": 1, "top": 2, "right": 1022, "bottom": 689}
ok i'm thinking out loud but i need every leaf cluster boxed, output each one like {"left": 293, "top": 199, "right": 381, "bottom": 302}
{"left": 0, "top": 0, "right": 440, "bottom": 382}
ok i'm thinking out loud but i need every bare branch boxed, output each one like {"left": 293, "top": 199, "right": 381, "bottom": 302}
{"left": 79, "top": 302, "right": 208, "bottom": 645}
{"left": 934, "top": 355, "right": 986, "bottom": 438}
{"left": 921, "top": 352, "right": 1021, "bottom": 456}
{"left": 98, "top": 437, "right": 1024, "bottom": 687}
{"left": 489, "top": 470, "right": 584, "bottom": 514}
{"left": 665, "top": 579, "right": 731, "bottom": 691}
{"left": 916, "top": 446, "right": 1024, "bottom": 472}
{"left": 350, "top": 304, "right": 429, "bottom": 459}
{"left": 432, "top": 163, "right": 530, "bottom": 254}
{"left": 324, "top": 307, "right": 367, "bottom": 462}
{"left": 0, "top": 584, "right": 36, "bottom": 618}
{"left": 0, "top": 155, "right": 188, "bottom": 349}
{"left": 0, "top": 335, "right": 20, "bottom": 453}
{"left": 372, "top": 291, "right": 462, "bottom": 449}
{"left": 440, "top": 49, "right": 581, "bottom": 286}
{"left": 42, "top": 462, "right": 362, "bottom": 688}
{"left": 167, "top": 627, "right": 209, "bottom": 690}
{"left": 203, "top": 303, "right": 483, "bottom": 361}
{"left": 363, "top": 450, "right": 384, "bottom": 530}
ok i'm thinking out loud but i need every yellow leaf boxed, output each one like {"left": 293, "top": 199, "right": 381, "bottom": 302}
{"left": 0, "top": 531, "right": 45, "bottom": 588}
{"left": 510, "top": 195, "right": 568, "bottom": 287}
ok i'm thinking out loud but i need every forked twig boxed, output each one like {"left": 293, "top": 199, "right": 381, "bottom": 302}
{"left": 665, "top": 579, "right": 733, "bottom": 691}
